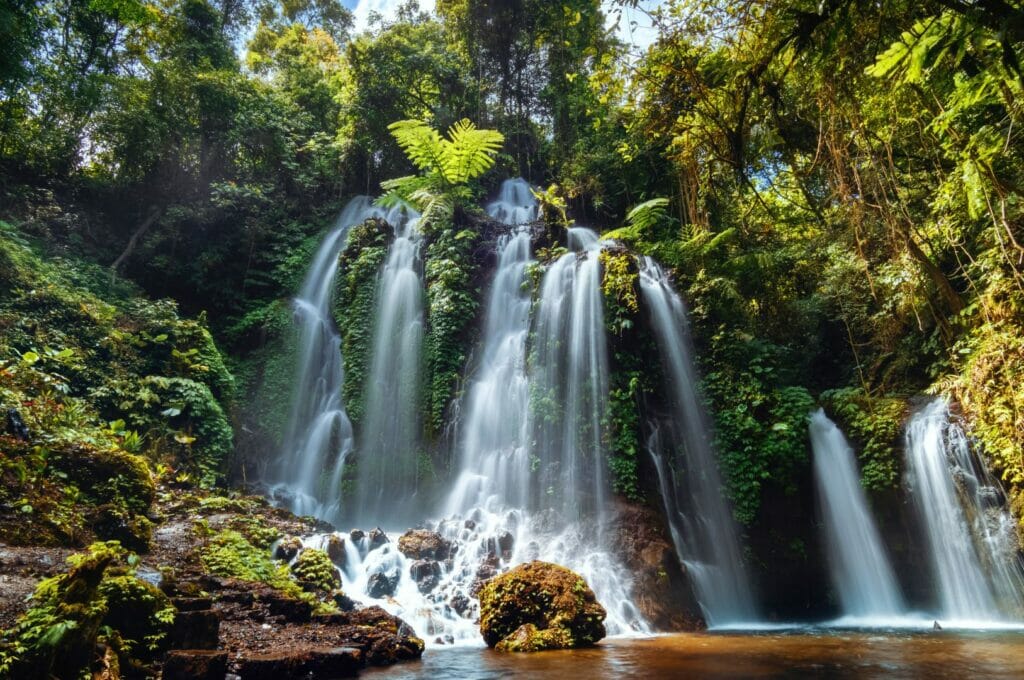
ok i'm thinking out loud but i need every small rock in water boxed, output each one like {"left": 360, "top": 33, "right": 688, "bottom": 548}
{"left": 326, "top": 534, "right": 347, "bottom": 567}
{"left": 273, "top": 535, "right": 302, "bottom": 561}
{"left": 449, "top": 593, "right": 470, "bottom": 616}
{"left": 397, "top": 529, "right": 452, "bottom": 560}
{"left": 350, "top": 529, "right": 366, "bottom": 543}
{"left": 933, "top": 620, "right": 943, "bottom": 631}
{"left": 409, "top": 559, "right": 442, "bottom": 594}
{"left": 367, "top": 568, "right": 400, "bottom": 598}
{"left": 368, "top": 527, "right": 389, "bottom": 550}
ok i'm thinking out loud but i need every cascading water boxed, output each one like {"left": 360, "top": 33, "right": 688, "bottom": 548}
{"left": 905, "top": 399, "right": 1024, "bottom": 622}
{"left": 284, "top": 185, "right": 644, "bottom": 645}
{"left": 532, "top": 227, "right": 610, "bottom": 522}
{"left": 809, "top": 409, "right": 905, "bottom": 620}
{"left": 354, "top": 210, "right": 425, "bottom": 527}
{"left": 274, "top": 197, "right": 406, "bottom": 522}
{"left": 637, "top": 257, "right": 758, "bottom": 627}
{"left": 445, "top": 225, "right": 533, "bottom": 514}
{"left": 486, "top": 177, "right": 539, "bottom": 225}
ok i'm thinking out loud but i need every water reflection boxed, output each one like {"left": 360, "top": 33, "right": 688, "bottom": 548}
{"left": 362, "top": 632, "right": 1024, "bottom": 679}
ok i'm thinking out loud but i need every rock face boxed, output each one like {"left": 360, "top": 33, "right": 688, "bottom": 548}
{"left": 397, "top": 529, "right": 452, "bottom": 560}
{"left": 478, "top": 561, "right": 606, "bottom": 652}
{"left": 610, "top": 502, "right": 705, "bottom": 630}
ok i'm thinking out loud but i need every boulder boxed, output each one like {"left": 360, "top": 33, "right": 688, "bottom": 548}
{"left": 368, "top": 528, "right": 389, "bottom": 550}
{"left": 273, "top": 536, "right": 302, "bottom": 562}
{"left": 478, "top": 560, "right": 606, "bottom": 652}
{"left": 409, "top": 559, "right": 441, "bottom": 594}
{"left": 397, "top": 530, "right": 451, "bottom": 560}
{"left": 367, "top": 568, "right": 399, "bottom": 598}
{"left": 290, "top": 548, "right": 340, "bottom": 592}
{"left": 326, "top": 535, "right": 347, "bottom": 567}
{"left": 162, "top": 650, "right": 228, "bottom": 680}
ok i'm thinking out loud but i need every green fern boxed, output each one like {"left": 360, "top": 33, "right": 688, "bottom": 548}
{"left": 378, "top": 118, "right": 503, "bottom": 227}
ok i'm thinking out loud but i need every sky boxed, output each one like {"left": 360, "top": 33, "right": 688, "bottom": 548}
{"left": 340, "top": 0, "right": 660, "bottom": 52}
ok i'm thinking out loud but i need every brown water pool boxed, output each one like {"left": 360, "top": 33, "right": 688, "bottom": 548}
{"left": 363, "top": 630, "right": 1024, "bottom": 679}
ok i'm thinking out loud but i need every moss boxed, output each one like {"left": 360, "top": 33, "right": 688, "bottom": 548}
{"left": 422, "top": 222, "right": 482, "bottom": 437}
{"left": 199, "top": 529, "right": 332, "bottom": 612}
{"left": 334, "top": 218, "right": 391, "bottom": 427}
{"left": 820, "top": 387, "right": 906, "bottom": 491}
{"left": 290, "top": 549, "right": 339, "bottom": 592}
{"left": 0, "top": 542, "right": 175, "bottom": 678}
{"left": 478, "top": 561, "right": 606, "bottom": 652}
{"left": 47, "top": 443, "right": 155, "bottom": 515}
{"left": 91, "top": 376, "right": 233, "bottom": 487}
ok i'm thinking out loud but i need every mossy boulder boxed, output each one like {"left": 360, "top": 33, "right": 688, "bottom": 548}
{"left": 290, "top": 548, "right": 340, "bottom": 592}
{"left": 478, "top": 561, "right": 606, "bottom": 652}
{"left": 397, "top": 529, "right": 451, "bottom": 560}
{"left": 47, "top": 443, "right": 155, "bottom": 514}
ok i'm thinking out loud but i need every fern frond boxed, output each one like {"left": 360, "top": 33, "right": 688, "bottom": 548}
{"left": 378, "top": 175, "right": 429, "bottom": 208}
{"left": 625, "top": 197, "right": 670, "bottom": 233}
{"left": 388, "top": 120, "right": 447, "bottom": 174}
{"left": 441, "top": 118, "right": 504, "bottom": 184}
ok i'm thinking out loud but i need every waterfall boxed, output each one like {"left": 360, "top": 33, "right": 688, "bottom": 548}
{"left": 486, "top": 177, "right": 539, "bottom": 225}
{"left": 275, "top": 197, "right": 406, "bottom": 522}
{"left": 637, "top": 256, "right": 758, "bottom": 627}
{"left": 905, "top": 399, "right": 1024, "bottom": 622}
{"left": 809, "top": 409, "right": 905, "bottom": 620}
{"left": 445, "top": 226, "right": 533, "bottom": 514}
{"left": 442, "top": 186, "right": 644, "bottom": 636}
{"left": 532, "top": 227, "right": 610, "bottom": 521}
{"left": 353, "top": 210, "right": 425, "bottom": 527}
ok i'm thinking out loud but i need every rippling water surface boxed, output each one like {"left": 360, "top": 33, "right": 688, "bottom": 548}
{"left": 363, "top": 631, "right": 1024, "bottom": 679}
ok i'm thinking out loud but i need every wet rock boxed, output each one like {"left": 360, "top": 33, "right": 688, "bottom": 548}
{"left": 610, "top": 502, "right": 704, "bottom": 630}
{"left": 368, "top": 527, "right": 389, "bottom": 550}
{"left": 273, "top": 536, "right": 302, "bottom": 561}
{"left": 464, "top": 520, "right": 476, "bottom": 531}
{"left": 469, "top": 554, "right": 501, "bottom": 597}
{"left": 397, "top": 529, "right": 451, "bottom": 560}
{"left": 409, "top": 559, "right": 441, "bottom": 594}
{"left": 331, "top": 590, "right": 358, "bottom": 612}
{"left": 236, "top": 646, "right": 361, "bottom": 679}
{"left": 326, "top": 535, "right": 347, "bottom": 567}
{"left": 497, "top": 531, "right": 514, "bottom": 559}
{"left": 5, "top": 408, "right": 29, "bottom": 441}
{"left": 162, "top": 650, "right": 228, "bottom": 680}
{"left": 168, "top": 610, "right": 220, "bottom": 650}
{"left": 478, "top": 560, "right": 606, "bottom": 652}
{"left": 349, "top": 529, "right": 365, "bottom": 543}
{"left": 449, "top": 593, "right": 470, "bottom": 617}
{"left": 311, "top": 606, "right": 425, "bottom": 665}
{"left": 367, "top": 568, "right": 400, "bottom": 598}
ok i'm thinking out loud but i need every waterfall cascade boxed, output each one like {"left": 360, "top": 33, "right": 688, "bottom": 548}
{"left": 637, "top": 257, "right": 758, "bottom": 627}
{"left": 353, "top": 209, "right": 425, "bottom": 527}
{"left": 905, "top": 400, "right": 1024, "bottom": 622}
{"left": 531, "top": 227, "right": 610, "bottom": 522}
{"left": 809, "top": 409, "right": 905, "bottom": 620}
{"left": 274, "top": 197, "right": 408, "bottom": 522}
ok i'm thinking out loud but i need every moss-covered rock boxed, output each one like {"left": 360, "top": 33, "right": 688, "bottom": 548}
{"left": 478, "top": 561, "right": 606, "bottom": 652}
{"left": 0, "top": 542, "right": 176, "bottom": 678}
{"left": 290, "top": 548, "right": 340, "bottom": 593}
{"left": 48, "top": 443, "right": 155, "bottom": 514}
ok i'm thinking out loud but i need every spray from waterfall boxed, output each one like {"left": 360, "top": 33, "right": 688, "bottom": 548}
{"left": 810, "top": 409, "right": 906, "bottom": 620}
{"left": 274, "top": 198, "right": 409, "bottom": 522}
{"left": 905, "top": 399, "right": 1024, "bottom": 622}
{"left": 638, "top": 256, "right": 758, "bottom": 626}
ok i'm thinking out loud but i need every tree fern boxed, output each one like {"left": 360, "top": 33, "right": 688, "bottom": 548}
{"left": 378, "top": 118, "right": 504, "bottom": 227}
